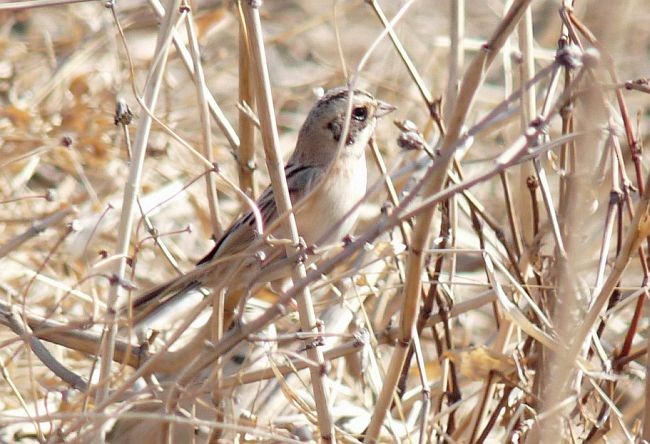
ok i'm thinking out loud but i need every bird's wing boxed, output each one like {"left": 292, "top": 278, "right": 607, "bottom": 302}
{"left": 128, "top": 164, "right": 322, "bottom": 325}
{"left": 197, "top": 163, "right": 321, "bottom": 265}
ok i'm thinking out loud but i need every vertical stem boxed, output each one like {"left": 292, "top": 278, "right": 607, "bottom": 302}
{"left": 182, "top": 8, "right": 227, "bottom": 440}
{"left": 237, "top": 1, "right": 258, "bottom": 197}
{"left": 558, "top": 65, "right": 573, "bottom": 217}
{"left": 541, "top": 77, "right": 603, "bottom": 441}
{"left": 367, "top": 0, "right": 432, "bottom": 108}
{"left": 242, "top": 1, "right": 335, "bottom": 441}
{"left": 466, "top": 255, "right": 514, "bottom": 442}
{"left": 445, "top": 0, "right": 464, "bottom": 122}
{"left": 184, "top": 8, "right": 223, "bottom": 238}
{"left": 520, "top": 9, "right": 567, "bottom": 260}
{"left": 518, "top": 7, "right": 536, "bottom": 124}
{"left": 147, "top": 0, "right": 241, "bottom": 154}
{"left": 644, "top": 333, "right": 650, "bottom": 440}
{"left": 369, "top": 139, "right": 409, "bottom": 243}
{"left": 95, "top": 0, "right": 180, "bottom": 438}
{"left": 412, "top": 332, "right": 432, "bottom": 444}
{"left": 594, "top": 148, "right": 620, "bottom": 293}
{"left": 445, "top": 191, "right": 459, "bottom": 434}
{"left": 515, "top": 5, "right": 536, "bottom": 253}
{"left": 364, "top": 2, "right": 533, "bottom": 441}
{"left": 500, "top": 171, "right": 522, "bottom": 258}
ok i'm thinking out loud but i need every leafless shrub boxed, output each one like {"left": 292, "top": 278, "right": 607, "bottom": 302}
{"left": 0, "top": 0, "right": 649, "bottom": 442}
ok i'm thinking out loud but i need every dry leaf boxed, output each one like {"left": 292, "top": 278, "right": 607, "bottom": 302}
{"left": 443, "top": 346, "right": 515, "bottom": 381}
{"left": 2, "top": 104, "right": 33, "bottom": 128}
{"left": 195, "top": 7, "right": 228, "bottom": 39}
{"left": 69, "top": 74, "right": 89, "bottom": 99}
{"left": 408, "top": 358, "right": 442, "bottom": 381}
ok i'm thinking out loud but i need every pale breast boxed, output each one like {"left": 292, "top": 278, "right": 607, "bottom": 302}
{"left": 295, "top": 154, "right": 367, "bottom": 247}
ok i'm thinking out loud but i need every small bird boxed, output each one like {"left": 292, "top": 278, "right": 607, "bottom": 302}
{"left": 129, "top": 87, "right": 395, "bottom": 326}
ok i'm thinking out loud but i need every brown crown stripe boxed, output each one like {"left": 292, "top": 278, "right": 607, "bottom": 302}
{"left": 318, "top": 88, "right": 374, "bottom": 107}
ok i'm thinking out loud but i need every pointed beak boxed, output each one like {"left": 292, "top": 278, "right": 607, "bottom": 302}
{"left": 375, "top": 100, "right": 397, "bottom": 118}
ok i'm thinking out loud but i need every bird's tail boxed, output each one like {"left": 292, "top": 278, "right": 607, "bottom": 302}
{"left": 123, "top": 274, "right": 204, "bottom": 329}
{"left": 123, "top": 261, "right": 249, "bottom": 331}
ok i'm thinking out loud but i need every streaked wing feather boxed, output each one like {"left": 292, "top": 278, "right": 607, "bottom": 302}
{"left": 197, "top": 163, "right": 320, "bottom": 265}
{"left": 132, "top": 164, "right": 322, "bottom": 322}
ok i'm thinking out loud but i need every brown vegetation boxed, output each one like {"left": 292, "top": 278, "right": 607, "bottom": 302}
{"left": 1, "top": 0, "right": 649, "bottom": 442}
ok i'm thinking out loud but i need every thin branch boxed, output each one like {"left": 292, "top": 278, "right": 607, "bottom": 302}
{"left": 96, "top": 0, "right": 180, "bottom": 422}
{"left": 0, "top": 208, "right": 74, "bottom": 260}
{"left": 1, "top": 307, "right": 88, "bottom": 391}
{"left": 184, "top": 7, "right": 223, "bottom": 237}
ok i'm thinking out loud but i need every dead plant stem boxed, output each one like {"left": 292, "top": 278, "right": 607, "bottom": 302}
{"left": 184, "top": 8, "right": 223, "bottom": 238}
{"left": 241, "top": 2, "right": 334, "bottom": 440}
{"left": 95, "top": 1, "right": 180, "bottom": 438}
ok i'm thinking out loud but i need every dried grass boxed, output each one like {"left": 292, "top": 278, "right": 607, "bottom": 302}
{"left": 1, "top": 0, "right": 650, "bottom": 442}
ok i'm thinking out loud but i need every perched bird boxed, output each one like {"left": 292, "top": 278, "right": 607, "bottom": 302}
{"left": 129, "top": 87, "right": 395, "bottom": 327}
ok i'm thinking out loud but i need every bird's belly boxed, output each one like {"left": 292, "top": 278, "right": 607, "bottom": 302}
{"left": 296, "top": 163, "right": 366, "bottom": 247}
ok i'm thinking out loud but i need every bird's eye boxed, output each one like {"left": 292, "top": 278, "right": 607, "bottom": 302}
{"left": 352, "top": 106, "right": 368, "bottom": 121}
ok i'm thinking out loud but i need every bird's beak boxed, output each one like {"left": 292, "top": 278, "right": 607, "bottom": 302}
{"left": 375, "top": 100, "right": 397, "bottom": 118}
